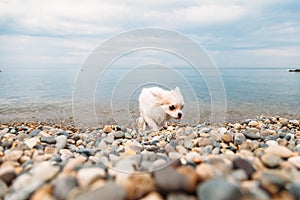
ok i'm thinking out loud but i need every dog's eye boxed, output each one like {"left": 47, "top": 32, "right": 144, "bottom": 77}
{"left": 169, "top": 105, "right": 175, "bottom": 111}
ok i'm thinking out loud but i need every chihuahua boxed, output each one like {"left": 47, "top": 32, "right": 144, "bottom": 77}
{"left": 137, "top": 86, "right": 184, "bottom": 131}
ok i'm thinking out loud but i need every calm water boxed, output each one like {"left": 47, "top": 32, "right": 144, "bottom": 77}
{"left": 0, "top": 67, "right": 299, "bottom": 125}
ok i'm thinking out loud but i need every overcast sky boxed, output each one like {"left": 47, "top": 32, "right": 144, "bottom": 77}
{"left": 0, "top": 0, "right": 299, "bottom": 69}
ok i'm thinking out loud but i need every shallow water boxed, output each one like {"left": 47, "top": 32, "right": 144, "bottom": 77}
{"left": 0, "top": 67, "right": 299, "bottom": 126}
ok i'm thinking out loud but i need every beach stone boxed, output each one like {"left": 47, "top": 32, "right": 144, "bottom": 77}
{"left": 3, "top": 149, "right": 23, "bottom": 161}
{"left": 77, "top": 167, "right": 106, "bottom": 187}
{"left": 0, "top": 128, "right": 9, "bottom": 135}
{"left": 140, "top": 192, "right": 164, "bottom": 200}
{"left": 241, "top": 181, "right": 270, "bottom": 200}
{"left": 264, "top": 145, "right": 293, "bottom": 158}
{"left": 256, "top": 171, "right": 290, "bottom": 195}
{"left": 197, "top": 179, "right": 243, "bottom": 200}
{"left": 239, "top": 141, "right": 256, "bottom": 151}
{"left": 232, "top": 158, "right": 256, "bottom": 178}
{"left": 31, "top": 184, "right": 54, "bottom": 200}
{"left": 288, "top": 156, "right": 300, "bottom": 169}
{"left": 12, "top": 173, "right": 32, "bottom": 190}
{"left": 234, "top": 133, "right": 246, "bottom": 145}
{"left": 5, "top": 181, "right": 44, "bottom": 200}
{"left": 222, "top": 134, "right": 233, "bottom": 143}
{"left": 243, "top": 130, "right": 262, "bottom": 140}
{"left": 76, "top": 148, "right": 95, "bottom": 156}
{"left": 40, "top": 136, "right": 56, "bottom": 144}
{"left": 63, "top": 157, "right": 87, "bottom": 173}
{"left": 177, "top": 166, "right": 199, "bottom": 192}
{"left": 0, "top": 179, "right": 8, "bottom": 197}
{"left": 248, "top": 120, "right": 259, "bottom": 127}
{"left": 154, "top": 167, "right": 186, "bottom": 192}
{"left": 198, "top": 138, "right": 214, "bottom": 147}
{"left": 289, "top": 182, "right": 300, "bottom": 200}
{"left": 55, "top": 135, "right": 67, "bottom": 149}
{"left": 130, "top": 140, "right": 144, "bottom": 153}
{"left": 103, "top": 125, "right": 112, "bottom": 133}
{"left": 113, "top": 131, "right": 125, "bottom": 139}
{"left": 0, "top": 165, "right": 16, "bottom": 185}
{"left": 44, "top": 146, "right": 58, "bottom": 154}
{"left": 29, "top": 129, "right": 41, "bottom": 137}
{"left": 184, "top": 140, "right": 194, "bottom": 150}
{"left": 24, "top": 137, "right": 39, "bottom": 149}
{"left": 122, "top": 173, "right": 155, "bottom": 199}
{"left": 124, "top": 132, "right": 132, "bottom": 139}
{"left": 31, "top": 161, "right": 60, "bottom": 181}
{"left": 167, "top": 193, "right": 192, "bottom": 200}
{"left": 266, "top": 140, "right": 278, "bottom": 146}
{"left": 261, "top": 153, "right": 282, "bottom": 168}
{"left": 53, "top": 175, "right": 78, "bottom": 200}
{"left": 73, "top": 182, "right": 126, "bottom": 200}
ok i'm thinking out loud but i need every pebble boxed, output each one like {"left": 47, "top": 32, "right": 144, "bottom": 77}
{"left": 234, "top": 133, "right": 246, "bottom": 145}
{"left": 122, "top": 173, "right": 155, "bottom": 199}
{"left": 40, "top": 136, "right": 56, "bottom": 144}
{"left": 0, "top": 115, "right": 298, "bottom": 199}
{"left": 24, "top": 137, "right": 39, "bottom": 149}
{"left": 243, "top": 130, "right": 262, "bottom": 140}
{"left": 232, "top": 158, "right": 256, "bottom": 178}
{"left": 288, "top": 156, "right": 300, "bottom": 169}
{"left": 264, "top": 145, "right": 293, "bottom": 158}
{"left": 261, "top": 153, "right": 283, "bottom": 168}
{"left": 0, "top": 166, "right": 16, "bottom": 185}
{"left": 289, "top": 182, "right": 300, "bottom": 200}
{"left": 3, "top": 150, "right": 23, "bottom": 161}
{"left": 256, "top": 170, "right": 290, "bottom": 195}
{"left": 113, "top": 131, "right": 125, "bottom": 139}
{"left": 154, "top": 167, "right": 186, "bottom": 192}
{"left": 184, "top": 140, "right": 194, "bottom": 150}
{"left": 55, "top": 135, "right": 67, "bottom": 149}
{"left": 73, "top": 182, "right": 126, "bottom": 200}
{"left": 0, "top": 180, "right": 8, "bottom": 197}
{"left": 197, "top": 179, "right": 243, "bottom": 200}
{"left": 77, "top": 167, "right": 106, "bottom": 187}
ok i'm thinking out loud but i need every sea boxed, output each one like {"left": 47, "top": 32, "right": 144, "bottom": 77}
{"left": 0, "top": 66, "right": 299, "bottom": 127}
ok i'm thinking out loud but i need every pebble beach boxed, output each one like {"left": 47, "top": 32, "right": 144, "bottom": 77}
{"left": 0, "top": 115, "right": 300, "bottom": 200}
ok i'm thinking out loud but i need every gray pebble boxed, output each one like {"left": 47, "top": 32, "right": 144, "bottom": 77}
{"left": 73, "top": 182, "right": 126, "bottom": 200}
{"left": 234, "top": 133, "right": 246, "bottom": 145}
{"left": 40, "top": 136, "right": 56, "bottom": 144}
{"left": 113, "top": 131, "right": 125, "bottom": 139}
{"left": 197, "top": 179, "right": 243, "bottom": 200}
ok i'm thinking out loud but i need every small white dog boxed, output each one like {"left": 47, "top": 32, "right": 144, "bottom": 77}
{"left": 137, "top": 86, "right": 184, "bottom": 131}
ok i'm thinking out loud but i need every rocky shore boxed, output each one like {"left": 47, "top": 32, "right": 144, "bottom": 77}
{"left": 0, "top": 115, "right": 300, "bottom": 200}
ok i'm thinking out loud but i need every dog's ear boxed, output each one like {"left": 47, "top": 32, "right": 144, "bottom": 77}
{"left": 150, "top": 91, "right": 164, "bottom": 105}
{"left": 174, "top": 87, "right": 182, "bottom": 96}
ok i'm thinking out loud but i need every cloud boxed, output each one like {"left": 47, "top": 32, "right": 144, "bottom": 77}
{"left": 0, "top": 0, "right": 299, "bottom": 68}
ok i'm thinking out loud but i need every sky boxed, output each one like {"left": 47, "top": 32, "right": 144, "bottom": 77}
{"left": 0, "top": 0, "right": 300, "bottom": 69}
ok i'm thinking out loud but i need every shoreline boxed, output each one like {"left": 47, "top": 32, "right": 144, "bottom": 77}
{"left": 0, "top": 115, "right": 300, "bottom": 199}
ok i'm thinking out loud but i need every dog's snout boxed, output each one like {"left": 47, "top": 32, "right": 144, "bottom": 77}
{"left": 178, "top": 112, "right": 182, "bottom": 119}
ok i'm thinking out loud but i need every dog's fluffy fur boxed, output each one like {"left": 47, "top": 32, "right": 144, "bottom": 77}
{"left": 137, "top": 87, "right": 184, "bottom": 131}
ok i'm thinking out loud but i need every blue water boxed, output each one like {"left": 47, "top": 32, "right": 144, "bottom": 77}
{"left": 0, "top": 67, "right": 299, "bottom": 124}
